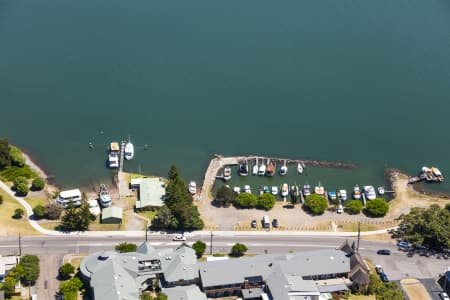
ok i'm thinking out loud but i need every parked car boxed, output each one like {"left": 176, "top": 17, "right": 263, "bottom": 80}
{"left": 272, "top": 219, "right": 279, "bottom": 228}
{"left": 439, "top": 292, "right": 450, "bottom": 300}
{"left": 375, "top": 265, "right": 384, "bottom": 274}
{"left": 398, "top": 241, "right": 412, "bottom": 250}
{"left": 172, "top": 234, "right": 186, "bottom": 241}
{"left": 377, "top": 249, "right": 391, "bottom": 255}
{"left": 336, "top": 204, "right": 343, "bottom": 214}
{"left": 380, "top": 272, "right": 389, "bottom": 282}
{"left": 414, "top": 244, "right": 427, "bottom": 251}
{"left": 251, "top": 220, "right": 257, "bottom": 228}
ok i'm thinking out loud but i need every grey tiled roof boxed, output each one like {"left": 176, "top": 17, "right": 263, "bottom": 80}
{"left": 163, "top": 285, "right": 207, "bottom": 300}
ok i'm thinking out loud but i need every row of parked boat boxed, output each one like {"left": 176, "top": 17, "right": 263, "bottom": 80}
{"left": 108, "top": 138, "right": 134, "bottom": 168}
{"left": 230, "top": 183, "right": 383, "bottom": 200}
{"left": 221, "top": 159, "right": 305, "bottom": 181}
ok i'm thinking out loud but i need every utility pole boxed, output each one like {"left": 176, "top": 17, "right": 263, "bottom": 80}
{"left": 356, "top": 222, "right": 361, "bottom": 252}
{"left": 210, "top": 232, "right": 213, "bottom": 255}
{"left": 18, "top": 232, "right": 22, "bottom": 256}
{"left": 145, "top": 225, "right": 149, "bottom": 242}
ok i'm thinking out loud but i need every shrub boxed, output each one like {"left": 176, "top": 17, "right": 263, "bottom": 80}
{"left": 45, "top": 204, "right": 63, "bottom": 220}
{"left": 33, "top": 204, "right": 46, "bottom": 219}
{"left": 13, "top": 208, "right": 25, "bottom": 219}
{"left": 230, "top": 243, "right": 248, "bottom": 257}
{"left": 58, "top": 277, "right": 83, "bottom": 300}
{"left": 345, "top": 200, "right": 363, "bottom": 214}
{"left": 31, "top": 177, "right": 45, "bottom": 191}
{"left": 1, "top": 165, "right": 37, "bottom": 181}
{"left": 13, "top": 176, "right": 27, "bottom": 188}
{"left": 365, "top": 198, "right": 389, "bottom": 217}
{"left": 234, "top": 192, "right": 257, "bottom": 208}
{"left": 215, "top": 185, "right": 235, "bottom": 207}
{"left": 192, "top": 241, "right": 207, "bottom": 258}
{"left": 256, "top": 193, "right": 276, "bottom": 211}
{"left": 15, "top": 182, "right": 29, "bottom": 196}
{"left": 9, "top": 146, "right": 25, "bottom": 167}
{"left": 304, "top": 194, "right": 328, "bottom": 215}
{"left": 115, "top": 242, "right": 137, "bottom": 253}
{"left": 59, "top": 263, "right": 75, "bottom": 280}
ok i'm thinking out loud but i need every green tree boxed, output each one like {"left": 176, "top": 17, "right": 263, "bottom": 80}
{"left": 167, "top": 164, "right": 179, "bottom": 181}
{"left": 58, "top": 277, "right": 83, "bottom": 300}
{"left": 59, "top": 263, "right": 75, "bottom": 280}
{"left": 13, "top": 208, "right": 24, "bottom": 219}
{"left": 0, "top": 138, "right": 11, "bottom": 169}
{"left": 192, "top": 241, "right": 207, "bottom": 258}
{"left": 8, "top": 264, "right": 25, "bottom": 281}
{"left": 9, "top": 146, "right": 25, "bottom": 167}
{"left": 141, "top": 293, "right": 154, "bottom": 300}
{"left": 365, "top": 198, "right": 389, "bottom": 217}
{"left": 304, "top": 194, "right": 328, "bottom": 215}
{"left": 215, "top": 185, "right": 235, "bottom": 207}
{"left": 1, "top": 276, "right": 17, "bottom": 297}
{"left": 156, "top": 294, "right": 168, "bottom": 300}
{"left": 60, "top": 201, "right": 91, "bottom": 231}
{"left": 230, "top": 243, "right": 248, "bottom": 257}
{"left": 13, "top": 176, "right": 27, "bottom": 188}
{"left": 345, "top": 200, "right": 363, "bottom": 214}
{"left": 445, "top": 203, "right": 450, "bottom": 212}
{"left": 115, "top": 242, "right": 137, "bottom": 253}
{"left": 396, "top": 205, "right": 450, "bottom": 249}
{"left": 256, "top": 193, "right": 276, "bottom": 211}
{"left": 234, "top": 192, "right": 257, "bottom": 208}
{"left": 33, "top": 204, "right": 46, "bottom": 219}
{"left": 20, "top": 255, "right": 40, "bottom": 284}
{"left": 31, "top": 177, "right": 45, "bottom": 191}
{"left": 78, "top": 200, "right": 92, "bottom": 230}
{"left": 45, "top": 204, "right": 63, "bottom": 220}
{"left": 151, "top": 205, "right": 179, "bottom": 230}
{"left": 15, "top": 182, "right": 29, "bottom": 196}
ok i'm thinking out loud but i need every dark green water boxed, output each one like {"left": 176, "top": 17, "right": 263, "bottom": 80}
{"left": 1, "top": 0, "right": 449, "bottom": 191}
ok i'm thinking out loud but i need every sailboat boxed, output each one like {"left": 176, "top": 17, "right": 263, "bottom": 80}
{"left": 124, "top": 136, "right": 134, "bottom": 160}
{"left": 252, "top": 158, "right": 259, "bottom": 176}
{"left": 297, "top": 162, "right": 303, "bottom": 174}
{"left": 258, "top": 159, "right": 266, "bottom": 176}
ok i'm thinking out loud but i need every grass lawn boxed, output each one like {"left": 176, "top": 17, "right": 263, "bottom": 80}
{"left": 25, "top": 194, "right": 49, "bottom": 207}
{"left": 0, "top": 189, "right": 40, "bottom": 236}
{"left": 137, "top": 210, "right": 156, "bottom": 221}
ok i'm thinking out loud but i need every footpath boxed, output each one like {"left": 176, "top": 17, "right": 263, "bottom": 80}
{"left": 0, "top": 180, "right": 397, "bottom": 238}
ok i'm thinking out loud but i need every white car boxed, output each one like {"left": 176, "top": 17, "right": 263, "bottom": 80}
{"left": 172, "top": 234, "right": 186, "bottom": 241}
{"left": 88, "top": 200, "right": 101, "bottom": 217}
{"left": 337, "top": 204, "right": 344, "bottom": 214}
{"left": 440, "top": 292, "right": 449, "bottom": 300}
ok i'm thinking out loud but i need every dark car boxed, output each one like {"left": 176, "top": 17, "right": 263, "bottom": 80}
{"left": 251, "top": 220, "right": 257, "bottom": 228}
{"left": 272, "top": 219, "right": 279, "bottom": 228}
{"left": 377, "top": 249, "right": 391, "bottom": 255}
{"left": 380, "top": 273, "right": 389, "bottom": 282}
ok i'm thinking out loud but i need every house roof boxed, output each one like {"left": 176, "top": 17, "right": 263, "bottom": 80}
{"left": 136, "top": 178, "right": 165, "bottom": 208}
{"left": 350, "top": 268, "right": 370, "bottom": 285}
{"left": 163, "top": 285, "right": 207, "bottom": 300}
{"left": 101, "top": 206, "right": 123, "bottom": 220}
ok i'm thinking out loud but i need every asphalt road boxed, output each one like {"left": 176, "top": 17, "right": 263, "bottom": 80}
{"left": 0, "top": 234, "right": 447, "bottom": 299}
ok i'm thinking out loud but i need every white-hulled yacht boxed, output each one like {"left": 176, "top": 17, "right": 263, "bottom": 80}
{"left": 188, "top": 181, "right": 197, "bottom": 194}
{"left": 124, "top": 137, "right": 134, "bottom": 160}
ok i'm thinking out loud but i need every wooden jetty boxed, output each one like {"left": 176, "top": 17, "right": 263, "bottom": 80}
{"left": 198, "top": 154, "right": 356, "bottom": 203}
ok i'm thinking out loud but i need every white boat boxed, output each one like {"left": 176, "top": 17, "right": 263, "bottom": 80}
{"left": 377, "top": 186, "right": 385, "bottom": 195}
{"left": 244, "top": 185, "right": 251, "bottom": 194}
{"left": 258, "top": 161, "right": 266, "bottom": 176}
{"left": 239, "top": 160, "right": 249, "bottom": 176}
{"left": 108, "top": 142, "right": 120, "bottom": 168}
{"left": 338, "top": 189, "right": 347, "bottom": 201}
{"left": 124, "top": 137, "right": 134, "bottom": 160}
{"left": 363, "top": 186, "right": 376, "bottom": 200}
{"left": 281, "top": 183, "right": 289, "bottom": 197}
{"left": 314, "top": 182, "right": 325, "bottom": 196}
{"left": 188, "top": 181, "right": 197, "bottom": 194}
{"left": 88, "top": 200, "right": 101, "bottom": 217}
{"left": 297, "top": 163, "right": 303, "bottom": 174}
{"left": 233, "top": 186, "right": 241, "bottom": 194}
{"left": 279, "top": 160, "right": 288, "bottom": 176}
{"left": 291, "top": 185, "right": 299, "bottom": 197}
{"left": 252, "top": 158, "right": 259, "bottom": 175}
{"left": 303, "top": 184, "right": 311, "bottom": 196}
{"left": 271, "top": 186, "right": 278, "bottom": 195}
{"left": 223, "top": 167, "right": 232, "bottom": 181}
{"left": 353, "top": 185, "right": 361, "bottom": 200}
{"left": 99, "top": 184, "right": 112, "bottom": 207}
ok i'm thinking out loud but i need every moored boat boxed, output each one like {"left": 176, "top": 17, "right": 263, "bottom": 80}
{"left": 279, "top": 160, "right": 288, "bottom": 176}
{"left": 263, "top": 186, "right": 270, "bottom": 194}
{"left": 303, "top": 184, "right": 311, "bottom": 196}
{"left": 223, "top": 167, "right": 232, "bottom": 181}
{"left": 377, "top": 186, "right": 385, "bottom": 195}
{"left": 314, "top": 182, "right": 325, "bottom": 196}
{"left": 258, "top": 160, "right": 266, "bottom": 176}
{"left": 99, "top": 184, "right": 112, "bottom": 207}
{"left": 244, "top": 185, "right": 251, "bottom": 194}
{"left": 297, "top": 163, "right": 303, "bottom": 174}
{"left": 353, "top": 185, "right": 361, "bottom": 200}
{"left": 281, "top": 183, "right": 289, "bottom": 197}
{"left": 363, "top": 186, "right": 376, "bottom": 200}
{"left": 266, "top": 159, "right": 275, "bottom": 177}
{"left": 239, "top": 159, "right": 249, "bottom": 176}
{"left": 124, "top": 137, "right": 134, "bottom": 160}
{"left": 338, "top": 189, "right": 347, "bottom": 201}
{"left": 233, "top": 186, "right": 241, "bottom": 194}
{"left": 188, "top": 181, "right": 197, "bottom": 194}
{"left": 252, "top": 158, "right": 259, "bottom": 175}
{"left": 291, "top": 185, "right": 299, "bottom": 197}
{"left": 271, "top": 186, "right": 278, "bottom": 195}
{"left": 108, "top": 142, "right": 120, "bottom": 168}
{"left": 328, "top": 191, "right": 337, "bottom": 201}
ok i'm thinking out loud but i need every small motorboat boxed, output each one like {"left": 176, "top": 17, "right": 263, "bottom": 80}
{"left": 223, "top": 167, "right": 232, "bottom": 181}
{"left": 252, "top": 158, "right": 259, "bottom": 175}
{"left": 314, "top": 182, "right": 325, "bottom": 196}
{"left": 244, "top": 185, "right": 251, "bottom": 194}
{"left": 263, "top": 186, "right": 270, "bottom": 194}
{"left": 124, "top": 137, "right": 134, "bottom": 160}
{"left": 266, "top": 159, "right": 275, "bottom": 177}
{"left": 297, "top": 163, "right": 303, "bottom": 174}
{"left": 188, "top": 181, "right": 197, "bottom": 194}
{"left": 233, "top": 186, "right": 241, "bottom": 194}
{"left": 281, "top": 183, "right": 289, "bottom": 197}
{"left": 353, "top": 185, "right": 361, "bottom": 200}
{"left": 303, "top": 184, "right": 311, "bottom": 196}
{"left": 279, "top": 160, "right": 288, "bottom": 176}
{"left": 338, "top": 189, "right": 347, "bottom": 201}
{"left": 258, "top": 160, "right": 266, "bottom": 176}
{"left": 377, "top": 186, "right": 385, "bottom": 195}
{"left": 271, "top": 186, "right": 278, "bottom": 195}
{"left": 239, "top": 159, "right": 249, "bottom": 176}
{"left": 291, "top": 185, "right": 299, "bottom": 197}
{"left": 328, "top": 191, "right": 337, "bottom": 201}
{"left": 363, "top": 186, "right": 376, "bottom": 200}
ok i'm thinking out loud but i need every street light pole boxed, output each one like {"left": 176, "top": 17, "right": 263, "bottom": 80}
{"left": 210, "top": 231, "right": 213, "bottom": 255}
{"left": 18, "top": 232, "right": 22, "bottom": 256}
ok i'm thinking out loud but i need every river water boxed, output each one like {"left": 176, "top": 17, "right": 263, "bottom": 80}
{"left": 0, "top": 0, "right": 449, "bottom": 193}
